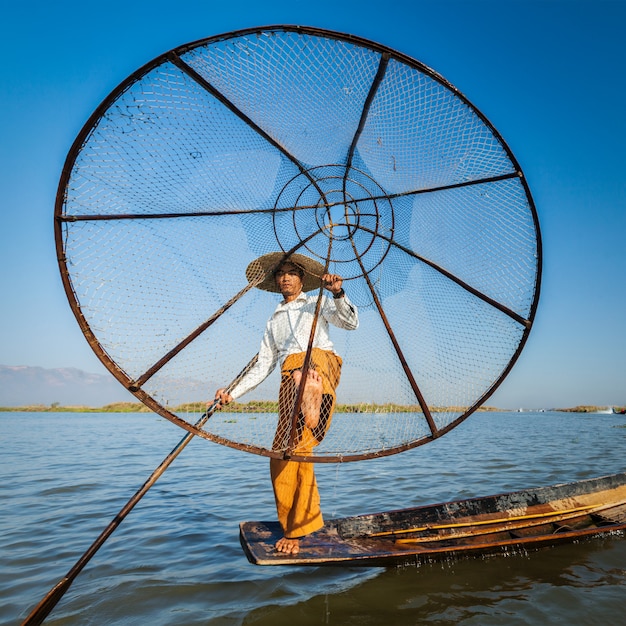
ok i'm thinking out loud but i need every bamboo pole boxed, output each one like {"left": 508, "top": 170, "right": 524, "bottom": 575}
{"left": 21, "top": 355, "right": 258, "bottom": 626}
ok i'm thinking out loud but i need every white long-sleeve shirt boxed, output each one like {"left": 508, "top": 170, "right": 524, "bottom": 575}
{"left": 229, "top": 291, "right": 359, "bottom": 399}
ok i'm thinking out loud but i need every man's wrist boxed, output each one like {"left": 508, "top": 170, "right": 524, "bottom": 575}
{"left": 333, "top": 288, "right": 345, "bottom": 299}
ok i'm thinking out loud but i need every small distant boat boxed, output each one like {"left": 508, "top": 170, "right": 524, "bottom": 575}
{"left": 613, "top": 407, "right": 626, "bottom": 415}
{"left": 240, "top": 473, "right": 626, "bottom": 567}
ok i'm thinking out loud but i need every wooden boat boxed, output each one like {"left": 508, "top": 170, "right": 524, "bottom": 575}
{"left": 240, "top": 472, "right": 626, "bottom": 566}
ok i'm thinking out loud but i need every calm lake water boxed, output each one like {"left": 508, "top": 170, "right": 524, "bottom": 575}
{"left": 2, "top": 410, "right": 625, "bottom": 625}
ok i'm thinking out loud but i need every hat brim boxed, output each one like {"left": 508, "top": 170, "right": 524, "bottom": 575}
{"left": 246, "top": 252, "right": 325, "bottom": 293}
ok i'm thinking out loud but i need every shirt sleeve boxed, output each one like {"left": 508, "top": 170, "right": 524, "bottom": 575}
{"left": 323, "top": 293, "right": 359, "bottom": 330}
{"left": 228, "top": 323, "right": 279, "bottom": 399}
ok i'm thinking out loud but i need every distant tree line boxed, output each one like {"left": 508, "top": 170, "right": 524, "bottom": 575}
{"left": 2, "top": 402, "right": 622, "bottom": 414}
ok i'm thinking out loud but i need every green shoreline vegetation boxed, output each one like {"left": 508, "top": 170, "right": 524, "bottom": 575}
{"left": 0, "top": 402, "right": 623, "bottom": 414}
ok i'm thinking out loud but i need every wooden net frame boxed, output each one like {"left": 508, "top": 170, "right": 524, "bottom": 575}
{"left": 55, "top": 26, "right": 541, "bottom": 462}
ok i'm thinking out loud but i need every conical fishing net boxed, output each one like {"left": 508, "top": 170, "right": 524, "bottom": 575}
{"left": 56, "top": 26, "right": 541, "bottom": 462}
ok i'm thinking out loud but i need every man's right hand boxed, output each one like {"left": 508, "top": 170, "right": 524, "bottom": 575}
{"left": 213, "top": 388, "right": 233, "bottom": 406}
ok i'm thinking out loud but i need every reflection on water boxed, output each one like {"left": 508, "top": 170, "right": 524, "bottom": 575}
{"left": 2, "top": 411, "right": 625, "bottom": 625}
{"left": 242, "top": 537, "right": 626, "bottom": 625}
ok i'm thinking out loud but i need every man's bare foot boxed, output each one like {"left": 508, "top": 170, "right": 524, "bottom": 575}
{"left": 275, "top": 536, "right": 300, "bottom": 555}
{"left": 292, "top": 369, "right": 323, "bottom": 428}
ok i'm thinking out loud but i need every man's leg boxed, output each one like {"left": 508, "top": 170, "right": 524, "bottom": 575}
{"left": 270, "top": 457, "right": 323, "bottom": 554}
{"left": 270, "top": 350, "right": 341, "bottom": 553}
{"left": 291, "top": 368, "right": 324, "bottom": 429}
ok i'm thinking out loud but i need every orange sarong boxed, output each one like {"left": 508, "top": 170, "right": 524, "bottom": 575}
{"left": 269, "top": 348, "right": 342, "bottom": 538}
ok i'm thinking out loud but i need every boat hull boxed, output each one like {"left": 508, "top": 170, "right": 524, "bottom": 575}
{"left": 239, "top": 472, "right": 626, "bottom": 566}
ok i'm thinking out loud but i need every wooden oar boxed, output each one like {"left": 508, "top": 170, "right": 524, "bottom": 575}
{"left": 21, "top": 355, "right": 258, "bottom": 626}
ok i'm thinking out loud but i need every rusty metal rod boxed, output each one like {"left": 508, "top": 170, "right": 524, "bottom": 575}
{"left": 346, "top": 233, "right": 438, "bottom": 437}
{"left": 284, "top": 238, "right": 334, "bottom": 457}
{"left": 132, "top": 234, "right": 323, "bottom": 389}
{"left": 168, "top": 52, "right": 330, "bottom": 208}
{"left": 345, "top": 52, "right": 390, "bottom": 174}
{"left": 58, "top": 172, "right": 519, "bottom": 223}
{"left": 363, "top": 263, "right": 438, "bottom": 437}
{"left": 58, "top": 203, "right": 320, "bottom": 223}
{"left": 355, "top": 224, "right": 530, "bottom": 328}
{"left": 131, "top": 281, "right": 262, "bottom": 389}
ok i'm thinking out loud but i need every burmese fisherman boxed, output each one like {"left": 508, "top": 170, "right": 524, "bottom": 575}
{"left": 214, "top": 252, "right": 359, "bottom": 555}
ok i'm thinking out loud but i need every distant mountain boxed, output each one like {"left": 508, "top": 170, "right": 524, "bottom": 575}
{"left": 0, "top": 365, "right": 136, "bottom": 407}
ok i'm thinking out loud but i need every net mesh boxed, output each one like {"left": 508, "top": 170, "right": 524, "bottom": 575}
{"left": 56, "top": 27, "right": 540, "bottom": 461}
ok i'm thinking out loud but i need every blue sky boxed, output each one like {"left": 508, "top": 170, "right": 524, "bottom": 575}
{"left": 1, "top": 0, "right": 625, "bottom": 409}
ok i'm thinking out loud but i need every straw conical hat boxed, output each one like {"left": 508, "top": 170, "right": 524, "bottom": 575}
{"left": 245, "top": 252, "right": 325, "bottom": 293}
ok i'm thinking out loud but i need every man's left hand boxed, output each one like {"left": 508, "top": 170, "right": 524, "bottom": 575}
{"left": 322, "top": 273, "right": 343, "bottom": 295}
